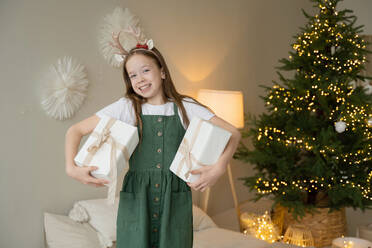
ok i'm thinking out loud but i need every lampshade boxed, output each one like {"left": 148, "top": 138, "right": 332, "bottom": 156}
{"left": 197, "top": 89, "right": 244, "bottom": 129}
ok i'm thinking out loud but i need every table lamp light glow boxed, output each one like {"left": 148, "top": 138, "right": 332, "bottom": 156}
{"left": 196, "top": 89, "right": 245, "bottom": 231}
{"left": 196, "top": 89, "right": 244, "bottom": 129}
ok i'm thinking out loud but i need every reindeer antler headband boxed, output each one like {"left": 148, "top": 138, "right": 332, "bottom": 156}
{"left": 109, "top": 25, "right": 155, "bottom": 63}
{"left": 99, "top": 7, "right": 158, "bottom": 67}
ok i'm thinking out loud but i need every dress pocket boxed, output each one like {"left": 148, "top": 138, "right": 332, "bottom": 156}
{"left": 117, "top": 191, "right": 139, "bottom": 231}
{"left": 170, "top": 191, "right": 193, "bottom": 230}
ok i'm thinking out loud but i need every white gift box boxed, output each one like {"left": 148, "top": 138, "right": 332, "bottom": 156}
{"left": 170, "top": 116, "right": 232, "bottom": 183}
{"left": 74, "top": 115, "right": 138, "bottom": 204}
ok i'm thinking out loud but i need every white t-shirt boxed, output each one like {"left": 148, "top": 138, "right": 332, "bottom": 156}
{"left": 95, "top": 97, "right": 215, "bottom": 129}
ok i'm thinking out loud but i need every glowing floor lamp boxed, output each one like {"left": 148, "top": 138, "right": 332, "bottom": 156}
{"left": 197, "top": 89, "right": 244, "bottom": 231}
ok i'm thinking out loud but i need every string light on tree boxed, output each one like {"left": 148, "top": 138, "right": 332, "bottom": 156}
{"left": 234, "top": 0, "right": 372, "bottom": 222}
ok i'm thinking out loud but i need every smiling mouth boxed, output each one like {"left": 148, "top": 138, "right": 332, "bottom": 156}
{"left": 139, "top": 83, "right": 151, "bottom": 91}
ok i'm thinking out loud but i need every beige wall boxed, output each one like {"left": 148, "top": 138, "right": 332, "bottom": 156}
{"left": 0, "top": 0, "right": 370, "bottom": 247}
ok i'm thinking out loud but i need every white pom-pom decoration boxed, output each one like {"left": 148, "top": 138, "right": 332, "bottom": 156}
{"left": 99, "top": 7, "right": 146, "bottom": 68}
{"left": 361, "top": 79, "right": 372, "bottom": 95}
{"left": 41, "top": 56, "right": 88, "bottom": 120}
{"left": 334, "top": 121, "right": 347, "bottom": 133}
{"left": 348, "top": 80, "right": 356, "bottom": 89}
{"left": 331, "top": 46, "right": 335, "bottom": 55}
{"left": 368, "top": 118, "right": 372, "bottom": 127}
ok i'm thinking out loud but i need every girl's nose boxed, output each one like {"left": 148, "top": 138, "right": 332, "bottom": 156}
{"left": 137, "top": 73, "right": 145, "bottom": 82}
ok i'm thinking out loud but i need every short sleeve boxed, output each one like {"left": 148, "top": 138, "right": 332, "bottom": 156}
{"left": 179, "top": 97, "right": 215, "bottom": 128}
{"left": 95, "top": 97, "right": 136, "bottom": 125}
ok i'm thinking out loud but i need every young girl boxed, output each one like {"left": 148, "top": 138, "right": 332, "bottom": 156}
{"left": 65, "top": 45, "right": 241, "bottom": 248}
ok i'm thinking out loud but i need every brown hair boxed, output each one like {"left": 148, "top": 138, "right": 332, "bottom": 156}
{"left": 122, "top": 47, "right": 213, "bottom": 141}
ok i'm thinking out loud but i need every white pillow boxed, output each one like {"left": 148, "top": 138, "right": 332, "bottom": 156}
{"left": 44, "top": 212, "right": 102, "bottom": 248}
{"left": 192, "top": 205, "right": 217, "bottom": 231}
{"left": 68, "top": 198, "right": 217, "bottom": 245}
{"left": 68, "top": 197, "right": 119, "bottom": 247}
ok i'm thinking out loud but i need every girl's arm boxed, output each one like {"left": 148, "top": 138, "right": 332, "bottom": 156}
{"left": 187, "top": 115, "right": 242, "bottom": 192}
{"left": 65, "top": 114, "right": 110, "bottom": 187}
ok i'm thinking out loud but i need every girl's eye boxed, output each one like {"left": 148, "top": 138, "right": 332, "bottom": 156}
{"left": 143, "top": 69, "right": 150, "bottom": 72}
{"left": 130, "top": 74, "right": 136, "bottom": 78}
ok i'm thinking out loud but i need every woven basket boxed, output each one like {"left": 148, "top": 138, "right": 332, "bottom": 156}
{"left": 273, "top": 205, "right": 347, "bottom": 247}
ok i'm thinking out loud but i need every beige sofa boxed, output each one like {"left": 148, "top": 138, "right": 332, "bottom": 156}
{"left": 43, "top": 197, "right": 298, "bottom": 248}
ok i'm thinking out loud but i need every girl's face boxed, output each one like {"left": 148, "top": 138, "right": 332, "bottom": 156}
{"left": 126, "top": 54, "right": 166, "bottom": 104}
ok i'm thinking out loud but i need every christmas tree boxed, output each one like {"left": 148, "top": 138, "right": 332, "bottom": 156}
{"left": 234, "top": 0, "right": 372, "bottom": 217}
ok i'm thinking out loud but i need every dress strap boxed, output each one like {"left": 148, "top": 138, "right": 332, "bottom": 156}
{"left": 139, "top": 103, "right": 143, "bottom": 116}
{"left": 173, "top": 101, "right": 186, "bottom": 130}
{"left": 173, "top": 102, "right": 178, "bottom": 116}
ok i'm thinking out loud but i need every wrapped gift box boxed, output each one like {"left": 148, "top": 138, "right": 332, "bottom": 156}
{"left": 170, "top": 116, "right": 232, "bottom": 183}
{"left": 74, "top": 115, "right": 138, "bottom": 204}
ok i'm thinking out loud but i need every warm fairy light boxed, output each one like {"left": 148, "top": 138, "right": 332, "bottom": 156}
{"left": 283, "top": 225, "right": 314, "bottom": 247}
{"left": 253, "top": 174, "right": 372, "bottom": 201}
{"left": 365, "top": 172, "right": 372, "bottom": 201}
{"left": 343, "top": 240, "right": 354, "bottom": 248}
{"left": 243, "top": 211, "right": 280, "bottom": 243}
{"left": 249, "top": 0, "right": 372, "bottom": 206}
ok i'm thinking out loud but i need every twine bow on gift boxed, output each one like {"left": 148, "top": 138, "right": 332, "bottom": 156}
{"left": 87, "top": 127, "right": 111, "bottom": 153}
{"left": 176, "top": 119, "right": 206, "bottom": 180}
{"left": 83, "top": 118, "right": 130, "bottom": 205}
{"left": 177, "top": 138, "right": 205, "bottom": 179}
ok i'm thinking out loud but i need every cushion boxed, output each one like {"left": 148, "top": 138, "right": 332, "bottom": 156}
{"left": 68, "top": 197, "right": 119, "bottom": 247}
{"left": 44, "top": 212, "right": 102, "bottom": 248}
{"left": 192, "top": 205, "right": 217, "bottom": 231}
{"left": 68, "top": 198, "right": 217, "bottom": 244}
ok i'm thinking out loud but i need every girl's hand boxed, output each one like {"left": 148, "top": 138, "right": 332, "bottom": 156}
{"left": 186, "top": 162, "right": 226, "bottom": 192}
{"left": 66, "top": 164, "right": 110, "bottom": 187}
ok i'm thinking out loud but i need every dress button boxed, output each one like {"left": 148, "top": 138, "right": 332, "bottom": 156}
{"left": 157, "top": 117, "right": 162, "bottom": 122}
{"left": 157, "top": 131, "right": 162, "bottom": 136}
{"left": 157, "top": 148, "right": 162, "bottom": 153}
{"left": 156, "top": 163, "right": 161, "bottom": 169}
{"left": 153, "top": 213, "right": 158, "bottom": 218}
{"left": 153, "top": 228, "right": 158, "bottom": 232}
{"left": 154, "top": 197, "right": 159, "bottom": 202}
{"left": 155, "top": 183, "right": 160, "bottom": 188}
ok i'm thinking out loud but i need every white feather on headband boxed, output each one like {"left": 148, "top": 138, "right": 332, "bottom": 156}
{"left": 41, "top": 56, "right": 88, "bottom": 120}
{"left": 99, "top": 7, "right": 151, "bottom": 68}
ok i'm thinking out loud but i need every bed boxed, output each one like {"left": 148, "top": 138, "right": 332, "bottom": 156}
{"left": 43, "top": 197, "right": 299, "bottom": 248}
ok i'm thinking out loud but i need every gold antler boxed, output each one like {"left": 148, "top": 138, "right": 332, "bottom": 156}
{"left": 109, "top": 30, "right": 129, "bottom": 56}
{"left": 124, "top": 25, "right": 146, "bottom": 44}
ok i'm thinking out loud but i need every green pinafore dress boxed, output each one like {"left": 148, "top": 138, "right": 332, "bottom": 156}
{"left": 116, "top": 102, "right": 193, "bottom": 248}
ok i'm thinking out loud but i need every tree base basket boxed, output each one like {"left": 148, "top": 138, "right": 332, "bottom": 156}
{"left": 273, "top": 205, "right": 347, "bottom": 247}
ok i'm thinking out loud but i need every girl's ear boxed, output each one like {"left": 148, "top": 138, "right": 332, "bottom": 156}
{"left": 161, "top": 68, "right": 166, "bottom": 79}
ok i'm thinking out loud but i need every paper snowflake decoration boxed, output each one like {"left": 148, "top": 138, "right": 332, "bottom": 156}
{"left": 98, "top": 7, "right": 147, "bottom": 68}
{"left": 41, "top": 56, "right": 88, "bottom": 120}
